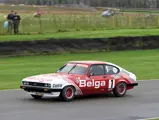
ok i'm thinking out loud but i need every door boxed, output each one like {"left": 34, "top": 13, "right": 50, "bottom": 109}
{"left": 79, "top": 64, "right": 119, "bottom": 95}
{"left": 81, "top": 64, "right": 108, "bottom": 95}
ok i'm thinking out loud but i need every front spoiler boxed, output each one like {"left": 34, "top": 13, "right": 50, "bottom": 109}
{"left": 28, "top": 91, "right": 61, "bottom": 97}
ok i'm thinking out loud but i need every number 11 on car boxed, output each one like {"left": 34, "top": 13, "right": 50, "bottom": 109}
{"left": 108, "top": 79, "right": 115, "bottom": 89}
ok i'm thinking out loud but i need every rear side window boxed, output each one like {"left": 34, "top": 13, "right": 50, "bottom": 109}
{"left": 105, "top": 65, "right": 119, "bottom": 75}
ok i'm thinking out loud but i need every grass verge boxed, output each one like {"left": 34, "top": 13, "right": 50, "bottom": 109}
{"left": 0, "top": 49, "right": 159, "bottom": 90}
{"left": 0, "top": 29, "right": 159, "bottom": 42}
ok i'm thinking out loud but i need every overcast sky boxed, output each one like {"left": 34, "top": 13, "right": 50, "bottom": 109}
{"left": 0, "top": 0, "right": 5, "bottom": 2}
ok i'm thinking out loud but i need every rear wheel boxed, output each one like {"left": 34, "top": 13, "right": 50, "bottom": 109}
{"left": 113, "top": 82, "right": 127, "bottom": 97}
{"left": 60, "top": 86, "right": 75, "bottom": 102}
{"left": 31, "top": 94, "right": 43, "bottom": 99}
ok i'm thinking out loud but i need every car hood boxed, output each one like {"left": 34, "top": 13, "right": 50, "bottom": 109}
{"left": 23, "top": 73, "right": 71, "bottom": 83}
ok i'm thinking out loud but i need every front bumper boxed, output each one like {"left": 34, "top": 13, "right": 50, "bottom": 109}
{"left": 20, "top": 85, "right": 62, "bottom": 97}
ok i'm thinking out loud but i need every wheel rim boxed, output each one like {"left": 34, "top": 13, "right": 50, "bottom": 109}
{"left": 118, "top": 84, "right": 125, "bottom": 94}
{"left": 65, "top": 87, "right": 73, "bottom": 99}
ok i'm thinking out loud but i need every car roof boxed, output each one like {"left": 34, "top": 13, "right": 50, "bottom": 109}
{"left": 67, "top": 61, "right": 123, "bottom": 70}
{"left": 68, "top": 61, "right": 108, "bottom": 65}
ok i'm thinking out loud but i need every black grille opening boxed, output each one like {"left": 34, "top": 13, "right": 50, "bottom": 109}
{"left": 28, "top": 82, "right": 45, "bottom": 87}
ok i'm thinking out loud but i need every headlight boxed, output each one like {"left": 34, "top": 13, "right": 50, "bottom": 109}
{"left": 44, "top": 83, "right": 51, "bottom": 88}
{"left": 22, "top": 81, "right": 29, "bottom": 85}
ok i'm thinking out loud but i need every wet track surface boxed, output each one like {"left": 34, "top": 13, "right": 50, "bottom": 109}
{"left": 0, "top": 80, "right": 159, "bottom": 120}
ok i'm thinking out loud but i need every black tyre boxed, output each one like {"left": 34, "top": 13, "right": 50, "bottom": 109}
{"left": 60, "top": 86, "right": 75, "bottom": 102}
{"left": 113, "top": 82, "right": 127, "bottom": 97}
{"left": 31, "top": 94, "right": 43, "bottom": 99}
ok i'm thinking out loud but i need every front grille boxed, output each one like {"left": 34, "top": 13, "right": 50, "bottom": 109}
{"left": 28, "top": 82, "right": 45, "bottom": 87}
{"left": 22, "top": 81, "right": 51, "bottom": 88}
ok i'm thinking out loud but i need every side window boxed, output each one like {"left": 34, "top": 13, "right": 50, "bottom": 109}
{"left": 105, "top": 65, "right": 119, "bottom": 75}
{"left": 89, "top": 65, "right": 105, "bottom": 76}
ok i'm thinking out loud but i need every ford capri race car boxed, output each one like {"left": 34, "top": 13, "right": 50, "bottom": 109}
{"left": 20, "top": 61, "right": 138, "bottom": 101}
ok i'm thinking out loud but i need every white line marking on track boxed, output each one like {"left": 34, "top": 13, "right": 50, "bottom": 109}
{"left": 0, "top": 79, "right": 158, "bottom": 92}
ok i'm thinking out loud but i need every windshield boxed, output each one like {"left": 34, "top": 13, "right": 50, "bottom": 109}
{"left": 57, "top": 63, "right": 88, "bottom": 75}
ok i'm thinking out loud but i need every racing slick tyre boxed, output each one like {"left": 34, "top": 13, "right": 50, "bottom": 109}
{"left": 60, "top": 86, "right": 75, "bottom": 102}
{"left": 113, "top": 82, "right": 127, "bottom": 97}
{"left": 31, "top": 95, "right": 43, "bottom": 99}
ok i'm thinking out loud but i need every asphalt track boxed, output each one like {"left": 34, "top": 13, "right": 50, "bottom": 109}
{"left": 0, "top": 80, "right": 159, "bottom": 120}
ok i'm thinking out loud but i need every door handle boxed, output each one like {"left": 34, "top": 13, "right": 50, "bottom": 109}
{"left": 103, "top": 76, "right": 107, "bottom": 78}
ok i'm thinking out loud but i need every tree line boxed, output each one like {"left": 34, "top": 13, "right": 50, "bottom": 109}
{"left": 4, "top": 0, "right": 159, "bottom": 8}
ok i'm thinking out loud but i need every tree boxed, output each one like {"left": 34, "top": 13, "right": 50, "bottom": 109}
{"left": 157, "top": 0, "right": 159, "bottom": 8}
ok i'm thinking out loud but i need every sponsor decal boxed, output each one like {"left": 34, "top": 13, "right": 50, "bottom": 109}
{"left": 108, "top": 79, "right": 115, "bottom": 89}
{"left": 67, "top": 63, "right": 75, "bottom": 66}
{"left": 79, "top": 79, "right": 106, "bottom": 89}
{"left": 76, "top": 64, "right": 88, "bottom": 68}
{"left": 52, "top": 84, "right": 62, "bottom": 88}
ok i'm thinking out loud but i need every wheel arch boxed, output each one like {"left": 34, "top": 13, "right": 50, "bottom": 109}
{"left": 60, "top": 81, "right": 83, "bottom": 96}
{"left": 60, "top": 85, "right": 76, "bottom": 101}
{"left": 116, "top": 79, "right": 128, "bottom": 86}
{"left": 62, "top": 84, "right": 76, "bottom": 91}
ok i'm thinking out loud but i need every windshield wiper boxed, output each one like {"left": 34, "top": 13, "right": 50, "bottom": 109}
{"left": 68, "top": 64, "right": 77, "bottom": 74}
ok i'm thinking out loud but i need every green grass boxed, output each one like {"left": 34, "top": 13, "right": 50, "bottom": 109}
{"left": 145, "top": 118, "right": 159, "bottom": 120}
{"left": 0, "top": 10, "right": 159, "bottom": 35}
{"left": 122, "top": 9, "right": 159, "bottom": 13}
{"left": 0, "top": 5, "right": 158, "bottom": 35}
{"left": 0, "top": 49, "right": 159, "bottom": 90}
{"left": 0, "top": 29, "right": 159, "bottom": 42}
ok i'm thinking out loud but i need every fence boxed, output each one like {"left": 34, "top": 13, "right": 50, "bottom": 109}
{"left": 0, "top": 13, "right": 159, "bottom": 35}
{"left": 4, "top": 0, "right": 159, "bottom": 8}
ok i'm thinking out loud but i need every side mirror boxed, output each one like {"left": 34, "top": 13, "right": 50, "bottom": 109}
{"left": 88, "top": 72, "right": 94, "bottom": 77}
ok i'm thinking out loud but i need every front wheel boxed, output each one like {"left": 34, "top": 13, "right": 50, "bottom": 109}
{"left": 113, "top": 82, "right": 127, "bottom": 97}
{"left": 60, "top": 86, "right": 75, "bottom": 102}
{"left": 31, "top": 94, "right": 43, "bottom": 99}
